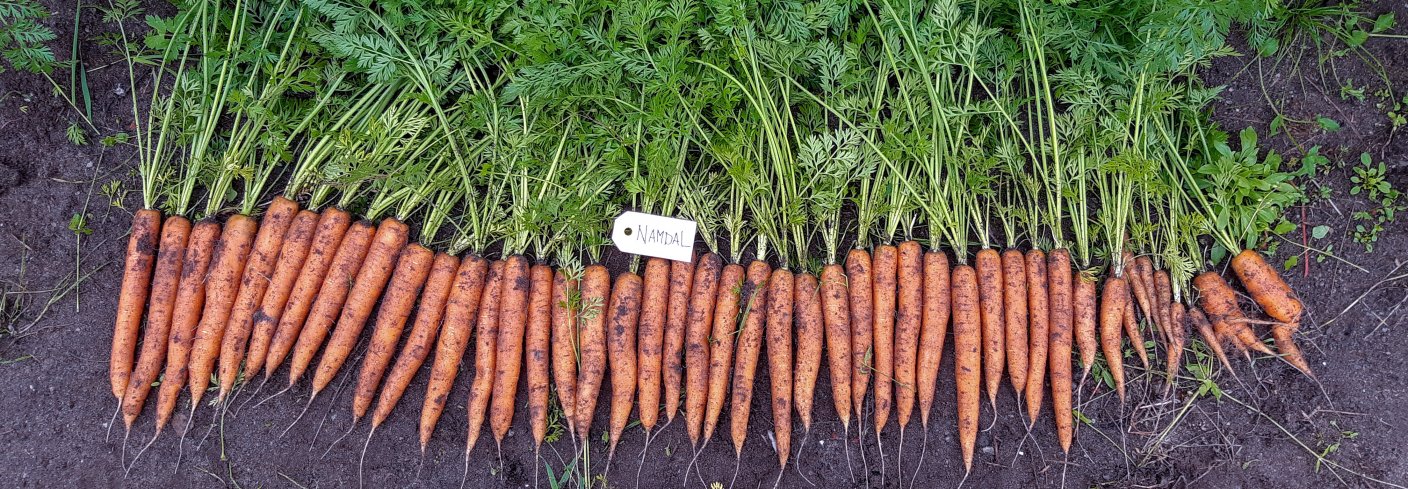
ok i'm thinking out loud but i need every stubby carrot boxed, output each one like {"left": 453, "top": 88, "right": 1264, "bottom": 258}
{"left": 1073, "top": 273, "right": 1099, "bottom": 380}
{"left": 1230, "top": 249, "right": 1304, "bottom": 328}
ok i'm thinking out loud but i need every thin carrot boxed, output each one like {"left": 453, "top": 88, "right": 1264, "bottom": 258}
{"left": 606, "top": 272, "right": 643, "bottom": 461}
{"left": 465, "top": 260, "right": 506, "bottom": 456}
{"left": 684, "top": 254, "right": 723, "bottom": 446}
{"left": 1194, "top": 272, "right": 1274, "bottom": 356}
{"left": 218, "top": 197, "right": 300, "bottom": 401}
{"left": 309, "top": 218, "right": 410, "bottom": 396}
{"left": 1099, "top": 276, "right": 1129, "bottom": 402}
{"left": 1048, "top": 250, "right": 1075, "bottom": 453}
{"left": 417, "top": 256, "right": 489, "bottom": 451}
{"left": 550, "top": 270, "right": 579, "bottom": 436}
{"left": 1230, "top": 249, "right": 1304, "bottom": 327}
{"left": 111, "top": 208, "right": 161, "bottom": 400}
{"left": 371, "top": 252, "right": 459, "bottom": 430}
{"left": 793, "top": 272, "right": 824, "bottom": 436}
{"left": 1123, "top": 251, "right": 1156, "bottom": 334}
{"left": 525, "top": 265, "right": 554, "bottom": 448}
{"left": 1001, "top": 249, "right": 1028, "bottom": 396}
{"left": 246, "top": 209, "right": 319, "bottom": 378}
{"left": 975, "top": 248, "right": 1005, "bottom": 408}
{"left": 263, "top": 208, "right": 353, "bottom": 378}
{"left": 637, "top": 258, "right": 671, "bottom": 434}
{"left": 121, "top": 215, "right": 190, "bottom": 427}
{"left": 153, "top": 220, "right": 219, "bottom": 435}
{"left": 1023, "top": 249, "right": 1048, "bottom": 425}
{"left": 286, "top": 220, "right": 374, "bottom": 386}
{"left": 573, "top": 264, "right": 612, "bottom": 441}
{"left": 490, "top": 256, "right": 531, "bottom": 449}
{"left": 1073, "top": 273, "right": 1099, "bottom": 380}
{"left": 871, "top": 245, "right": 897, "bottom": 433}
{"left": 662, "top": 258, "right": 695, "bottom": 425}
{"left": 820, "top": 264, "right": 853, "bottom": 430}
{"left": 703, "top": 263, "right": 749, "bottom": 443}
{"left": 1164, "top": 302, "right": 1188, "bottom": 393}
{"left": 187, "top": 215, "right": 258, "bottom": 408}
{"left": 917, "top": 251, "right": 949, "bottom": 427}
{"left": 951, "top": 265, "right": 981, "bottom": 473}
{"left": 1124, "top": 295, "right": 1148, "bottom": 370}
{"left": 1154, "top": 269, "right": 1174, "bottom": 343}
{"left": 766, "top": 268, "right": 795, "bottom": 468}
{"left": 350, "top": 243, "right": 433, "bottom": 422}
{"left": 1190, "top": 306, "right": 1234, "bottom": 371}
{"left": 845, "top": 249, "right": 874, "bottom": 420}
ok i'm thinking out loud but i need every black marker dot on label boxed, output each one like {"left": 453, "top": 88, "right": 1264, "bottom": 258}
{"left": 623, "top": 227, "right": 633, "bottom": 236}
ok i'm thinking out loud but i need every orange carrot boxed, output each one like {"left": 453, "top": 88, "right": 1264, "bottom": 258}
{"left": 573, "top": 264, "right": 612, "bottom": 441}
{"left": 1271, "top": 325, "right": 1314, "bottom": 377}
{"left": 246, "top": 209, "right": 319, "bottom": 378}
{"left": 728, "top": 265, "right": 767, "bottom": 456}
{"left": 1099, "top": 276, "right": 1129, "bottom": 402}
{"left": 417, "top": 256, "right": 488, "bottom": 450}
{"left": 766, "top": 268, "right": 795, "bottom": 468}
{"left": 894, "top": 242, "right": 922, "bottom": 432}
{"left": 1001, "top": 248, "right": 1028, "bottom": 396}
{"left": 286, "top": 220, "right": 374, "bottom": 386}
{"left": 490, "top": 256, "right": 531, "bottom": 448}
{"left": 1073, "top": 273, "right": 1099, "bottom": 379}
{"left": 1190, "top": 306, "right": 1234, "bottom": 371}
{"left": 371, "top": 252, "right": 459, "bottom": 430}
{"left": 187, "top": 215, "right": 258, "bottom": 408}
{"left": 1023, "top": 249, "right": 1048, "bottom": 425}
{"left": 1194, "top": 272, "right": 1275, "bottom": 356}
{"left": 263, "top": 208, "right": 352, "bottom": 378}
{"left": 525, "top": 265, "right": 554, "bottom": 448}
{"left": 975, "top": 248, "right": 1005, "bottom": 408}
{"left": 1048, "top": 250, "right": 1074, "bottom": 453}
{"left": 820, "top": 264, "right": 853, "bottom": 430}
{"left": 793, "top": 272, "right": 824, "bottom": 435}
{"left": 121, "top": 215, "right": 190, "bottom": 427}
{"left": 1230, "top": 249, "right": 1304, "bottom": 327}
{"left": 684, "top": 254, "right": 723, "bottom": 445}
{"left": 845, "top": 249, "right": 874, "bottom": 420}
{"left": 662, "top": 258, "right": 695, "bottom": 424}
{"left": 1164, "top": 302, "right": 1188, "bottom": 392}
{"left": 217, "top": 196, "right": 299, "bottom": 401}
{"left": 1123, "top": 252, "right": 1156, "bottom": 334}
{"left": 871, "top": 245, "right": 897, "bottom": 434}
{"left": 637, "top": 258, "right": 670, "bottom": 433}
{"left": 111, "top": 208, "right": 161, "bottom": 400}
{"left": 309, "top": 218, "right": 410, "bottom": 396}
{"left": 917, "top": 251, "right": 949, "bottom": 427}
{"left": 465, "top": 259, "right": 506, "bottom": 456}
{"left": 951, "top": 264, "right": 981, "bottom": 473}
{"left": 605, "top": 272, "right": 643, "bottom": 460}
{"left": 703, "top": 263, "right": 750, "bottom": 442}
{"left": 550, "top": 270, "right": 579, "bottom": 436}
{"left": 153, "top": 220, "right": 219, "bottom": 434}
{"left": 350, "top": 243, "right": 433, "bottom": 421}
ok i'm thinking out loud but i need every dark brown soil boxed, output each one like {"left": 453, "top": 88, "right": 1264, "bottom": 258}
{"left": 1, "top": 1, "right": 1405, "bottom": 488}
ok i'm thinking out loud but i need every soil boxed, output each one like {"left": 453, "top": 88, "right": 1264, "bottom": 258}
{"left": 1, "top": 1, "right": 1406, "bottom": 488}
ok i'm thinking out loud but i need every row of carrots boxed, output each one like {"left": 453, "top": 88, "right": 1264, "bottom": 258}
{"left": 109, "top": 196, "right": 1310, "bottom": 478}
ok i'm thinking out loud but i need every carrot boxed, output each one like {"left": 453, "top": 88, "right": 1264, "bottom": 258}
{"left": 703, "top": 263, "right": 749, "bottom": 443}
{"left": 1190, "top": 306, "right": 1234, "bottom": 371}
{"left": 1022, "top": 249, "right": 1048, "bottom": 425}
{"left": 465, "top": 260, "right": 506, "bottom": 456}
{"left": 187, "top": 215, "right": 258, "bottom": 408}
{"left": 1073, "top": 273, "right": 1099, "bottom": 379}
{"left": 871, "top": 245, "right": 897, "bottom": 435}
{"left": 637, "top": 258, "right": 670, "bottom": 434}
{"left": 793, "top": 272, "right": 824, "bottom": 435}
{"left": 218, "top": 196, "right": 300, "bottom": 401}
{"left": 1099, "top": 276, "right": 1129, "bottom": 403}
{"left": 1230, "top": 249, "right": 1304, "bottom": 328}
{"left": 683, "top": 254, "right": 723, "bottom": 445}
{"left": 662, "top": 258, "right": 695, "bottom": 424}
{"left": 417, "top": 256, "right": 488, "bottom": 450}
{"left": 350, "top": 243, "right": 433, "bottom": 422}
{"left": 1164, "top": 302, "right": 1188, "bottom": 393}
{"left": 525, "top": 265, "right": 554, "bottom": 448}
{"left": 951, "top": 264, "right": 981, "bottom": 473}
{"left": 1123, "top": 252, "right": 1156, "bottom": 334}
{"left": 1124, "top": 294, "right": 1149, "bottom": 370}
{"left": 1194, "top": 272, "right": 1274, "bottom": 356}
{"left": 490, "top": 256, "right": 532, "bottom": 449}
{"left": 1001, "top": 248, "right": 1028, "bottom": 396}
{"left": 1047, "top": 250, "right": 1075, "bottom": 453}
{"left": 121, "top": 215, "right": 190, "bottom": 427}
{"left": 1271, "top": 325, "right": 1314, "bottom": 377}
{"left": 605, "top": 272, "right": 643, "bottom": 460}
{"left": 246, "top": 209, "right": 319, "bottom": 378}
{"left": 111, "top": 208, "right": 161, "bottom": 400}
{"left": 766, "top": 268, "right": 795, "bottom": 468}
{"left": 371, "top": 252, "right": 459, "bottom": 430}
{"left": 917, "top": 251, "right": 949, "bottom": 427}
{"left": 309, "top": 218, "right": 410, "bottom": 396}
{"left": 820, "top": 264, "right": 853, "bottom": 431}
{"left": 573, "top": 264, "right": 612, "bottom": 441}
{"left": 845, "top": 249, "right": 874, "bottom": 419}
{"left": 728, "top": 265, "right": 766, "bottom": 456}
{"left": 550, "top": 270, "right": 580, "bottom": 436}
{"left": 894, "top": 242, "right": 921, "bottom": 434}
{"left": 286, "top": 220, "right": 374, "bottom": 386}
{"left": 153, "top": 220, "right": 219, "bottom": 435}
{"left": 263, "top": 208, "right": 353, "bottom": 378}
{"left": 975, "top": 248, "right": 1005, "bottom": 408}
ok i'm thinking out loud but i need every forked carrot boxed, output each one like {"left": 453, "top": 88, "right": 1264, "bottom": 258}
{"left": 1099, "top": 276, "right": 1129, "bottom": 402}
{"left": 1194, "top": 272, "right": 1274, "bottom": 356}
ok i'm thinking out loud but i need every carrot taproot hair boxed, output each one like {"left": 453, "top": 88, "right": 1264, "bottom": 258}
{"left": 262, "top": 208, "right": 352, "bottom": 378}
{"left": 111, "top": 208, "right": 162, "bottom": 400}
{"left": 218, "top": 196, "right": 299, "bottom": 401}
{"left": 121, "top": 215, "right": 190, "bottom": 427}
{"left": 417, "top": 255, "right": 488, "bottom": 451}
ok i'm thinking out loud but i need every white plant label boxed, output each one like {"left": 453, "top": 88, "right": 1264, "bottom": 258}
{"left": 611, "top": 211, "right": 696, "bottom": 262}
